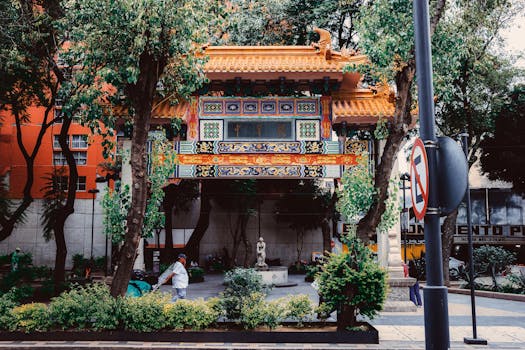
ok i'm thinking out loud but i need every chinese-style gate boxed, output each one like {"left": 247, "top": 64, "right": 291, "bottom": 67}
{"left": 121, "top": 29, "right": 400, "bottom": 178}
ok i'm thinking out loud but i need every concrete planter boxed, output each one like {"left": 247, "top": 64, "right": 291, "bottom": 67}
{"left": 0, "top": 322, "right": 378, "bottom": 344}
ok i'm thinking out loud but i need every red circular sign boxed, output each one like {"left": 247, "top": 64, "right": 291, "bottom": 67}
{"left": 410, "top": 138, "right": 429, "bottom": 221}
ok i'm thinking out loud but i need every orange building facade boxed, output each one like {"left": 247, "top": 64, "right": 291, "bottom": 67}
{"left": 0, "top": 107, "right": 107, "bottom": 200}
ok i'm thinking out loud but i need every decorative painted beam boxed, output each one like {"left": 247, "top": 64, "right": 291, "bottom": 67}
{"left": 175, "top": 154, "right": 360, "bottom": 166}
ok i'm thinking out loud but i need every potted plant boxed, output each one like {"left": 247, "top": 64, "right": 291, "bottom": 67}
{"left": 188, "top": 266, "right": 205, "bottom": 283}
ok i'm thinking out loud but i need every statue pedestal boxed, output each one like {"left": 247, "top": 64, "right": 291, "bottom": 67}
{"left": 383, "top": 276, "right": 418, "bottom": 312}
{"left": 256, "top": 266, "right": 294, "bottom": 286}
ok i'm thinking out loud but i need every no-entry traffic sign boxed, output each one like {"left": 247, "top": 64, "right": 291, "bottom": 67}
{"left": 410, "top": 138, "right": 429, "bottom": 220}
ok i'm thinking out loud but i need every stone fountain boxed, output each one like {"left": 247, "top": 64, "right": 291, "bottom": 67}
{"left": 254, "top": 237, "right": 294, "bottom": 287}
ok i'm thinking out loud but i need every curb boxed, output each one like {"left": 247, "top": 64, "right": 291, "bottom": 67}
{"left": 447, "top": 287, "right": 525, "bottom": 302}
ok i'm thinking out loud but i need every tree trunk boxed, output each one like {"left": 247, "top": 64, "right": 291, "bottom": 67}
{"left": 110, "top": 52, "right": 163, "bottom": 298}
{"left": 337, "top": 287, "right": 357, "bottom": 331}
{"left": 53, "top": 117, "right": 77, "bottom": 294}
{"left": 185, "top": 181, "right": 211, "bottom": 263}
{"left": 321, "top": 218, "right": 332, "bottom": 254}
{"left": 241, "top": 214, "right": 251, "bottom": 267}
{"left": 441, "top": 208, "right": 458, "bottom": 287}
{"left": 356, "top": 64, "right": 415, "bottom": 242}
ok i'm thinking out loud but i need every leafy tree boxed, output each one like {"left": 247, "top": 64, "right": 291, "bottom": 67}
{"left": 224, "top": 0, "right": 362, "bottom": 49}
{"left": 0, "top": 0, "right": 64, "bottom": 240}
{"left": 102, "top": 132, "right": 176, "bottom": 251}
{"left": 480, "top": 85, "right": 525, "bottom": 194}
{"left": 349, "top": 0, "right": 447, "bottom": 242}
{"left": 64, "top": 0, "right": 219, "bottom": 297}
{"left": 317, "top": 235, "right": 387, "bottom": 331}
{"left": 337, "top": 155, "right": 398, "bottom": 237}
{"left": 432, "top": 0, "right": 519, "bottom": 285}
{"left": 0, "top": 0, "right": 87, "bottom": 290}
{"left": 474, "top": 245, "right": 516, "bottom": 290}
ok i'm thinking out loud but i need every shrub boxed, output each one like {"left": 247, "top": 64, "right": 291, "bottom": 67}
{"left": 12, "top": 303, "right": 50, "bottom": 332}
{"left": 286, "top": 294, "right": 314, "bottom": 326}
{"left": 49, "top": 283, "right": 119, "bottom": 330}
{"left": 220, "top": 268, "right": 268, "bottom": 320}
{"left": 164, "top": 298, "right": 219, "bottom": 330}
{"left": 317, "top": 235, "right": 387, "bottom": 331}
{"left": 315, "top": 302, "right": 333, "bottom": 322}
{"left": 238, "top": 292, "right": 267, "bottom": 329}
{"left": 505, "top": 271, "right": 525, "bottom": 294}
{"left": 264, "top": 298, "right": 287, "bottom": 330}
{"left": 474, "top": 246, "right": 516, "bottom": 290}
{"left": 120, "top": 292, "right": 171, "bottom": 332}
{"left": 0, "top": 291, "right": 18, "bottom": 330}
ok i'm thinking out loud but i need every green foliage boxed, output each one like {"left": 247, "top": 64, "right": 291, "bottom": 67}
{"left": 238, "top": 293, "right": 288, "bottom": 330}
{"left": 0, "top": 291, "right": 18, "bottom": 331}
{"left": 143, "top": 132, "right": 177, "bottom": 238}
{"left": 474, "top": 245, "right": 516, "bottom": 289}
{"left": 11, "top": 303, "right": 50, "bottom": 333}
{"left": 120, "top": 292, "right": 171, "bottom": 332}
{"left": 220, "top": 268, "right": 268, "bottom": 320}
{"left": 164, "top": 298, "right": 219, "bottom": 330}
{"left": 285, "top": 294, "right": 314, "bottom": 326}
{"left": 315, "top": 302, "right": 333, "bottom": 322}
{"left": 101, "top": 181, "right": 130, "bottom": 244}
{"left": 49, "top": 283, "right": 119, "bottom": 331}
{"left": 506, "top": 271, "right": 525, "bottom": 294}
{"left": 337, "top": 156, "right": 398, "bottom": 233}
{"left": 224, "top": 0, "right": 362, "bottom": 49}
{"left": 188, "top": 267, "right": 205, "bottom": 280}
{"left": 238, "top": 292, "right": 268, "bottom": 329}
{"left": 102, "top": 132, "right": 176, "bottom": 243}
{"left": 318, "top": 236, "right": 387, "bottom": 325}
{"left": 355, "top": 0, "right": 415, "bottom": 81}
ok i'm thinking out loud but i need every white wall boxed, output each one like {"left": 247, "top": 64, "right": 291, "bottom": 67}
{"left": 0, "top": 183, "right": 109, "bottom": 269}
{"left": 197, "top": 199, "right": 324, "bottom": 267}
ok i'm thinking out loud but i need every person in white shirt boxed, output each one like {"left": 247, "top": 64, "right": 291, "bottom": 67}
{"left": 166, "top": 253, "right": 189, "bottom": 301}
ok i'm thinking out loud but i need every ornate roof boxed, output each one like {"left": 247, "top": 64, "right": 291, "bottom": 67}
{"left": 113, "top": 29, "right": 409, "bottom": 125}
{"left": 203, "top": 46, "right": 367, "bottom": 81}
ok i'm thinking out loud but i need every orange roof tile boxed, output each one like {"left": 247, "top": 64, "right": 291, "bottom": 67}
{"left": 204, "top": 46, "right": 366, "bottom": 73}
{"left": 332, "top": 89, "right": 396, "bottom": 125}
{"left": 113, "top": 100, "right": 189, "bottom": 119}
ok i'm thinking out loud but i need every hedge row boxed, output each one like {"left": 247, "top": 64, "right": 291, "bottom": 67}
{"left": 0, "top": 284, "right": 318, "bottom": 332}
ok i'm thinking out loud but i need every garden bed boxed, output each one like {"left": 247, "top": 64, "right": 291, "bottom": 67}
{"left": 0, "top": 322, "right": 378, "bottom": 343}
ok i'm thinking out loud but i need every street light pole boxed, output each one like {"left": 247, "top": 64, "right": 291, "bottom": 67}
{"left": 460, "top": 131, "right": 487, "bottom": 345}
{"left": 400, "top": 173, "right": 410, "bottom": 264}
{"left": 88, "top": 188, "right": 100, "bottom": 259}
{"left": 413, "top": 1, "right": 450, "bottom": 348}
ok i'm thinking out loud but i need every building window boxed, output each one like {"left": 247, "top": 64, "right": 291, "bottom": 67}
{"left": 52, "top": 176, "right": 69, "bottom": 191}
{"left": 76, "top": 176, "right": 86, "bottom": 191}
{"left": 51, "top": 176, "right": 86, "bottom": 192}
{"left": 73, "top": 151, "right": 87, "bottom": 165}
{"left": 53, "top": 151, "right": 87, "bottom": 165}
{"left": 71, "top": 135, "right": 88, "bottom": 149}
{"left": 53, "top": 152, "right": 67, "bottom": 165}
{"left": 53, "top": 135, "right": 69, "bottom": 149}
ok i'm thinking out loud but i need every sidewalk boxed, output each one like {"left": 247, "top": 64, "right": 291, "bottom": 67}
{"left": 0, "top": 274, "right": 523, "bottom": 349}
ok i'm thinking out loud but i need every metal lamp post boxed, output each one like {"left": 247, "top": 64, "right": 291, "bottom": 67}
{"left": 460, "top": 131, "right": 487, "bottom": 345}
{"left": 88, "top": 188, "right": 100, "bottom": 259}
{"left": 400, "top": 173, "right": 410, "bottom": 263}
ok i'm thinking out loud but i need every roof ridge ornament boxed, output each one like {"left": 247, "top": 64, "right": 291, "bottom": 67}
{"left": 312, "top": 28, "right": 332, "bottom": 60}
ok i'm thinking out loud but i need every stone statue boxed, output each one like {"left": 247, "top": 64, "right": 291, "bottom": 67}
{"left": 255, "top": 237, "right": 268, "bottom": 269}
